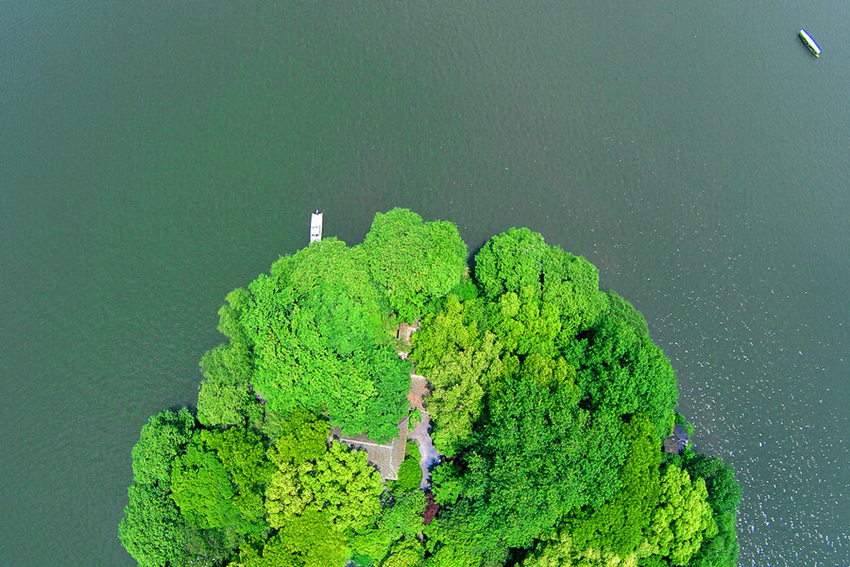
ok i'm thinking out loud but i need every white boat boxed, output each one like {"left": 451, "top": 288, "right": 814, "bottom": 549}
{"left": 799, "top": 29, "right": 821, "bottom": 57}
{"left": 310, "top": 210, "right": 323, "bottom": 243}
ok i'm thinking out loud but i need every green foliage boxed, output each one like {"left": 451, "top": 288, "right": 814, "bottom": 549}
{"left": 233, "top": 508, "right": 347, "bottom": 567}
{"left": 422, "top": 514, "right": 489, "bottom": 567}
{"left": 687, "top": 506, "right": 738, "bottom": 567}
{"left": 647, "top": 465, "right": 717, "bottom": 565}
{"left": 409, "top": 408, "right": 422, "bottom": 431}
{"left": 122, "top": 408, "right": 254, "bottom": 566}
{"left": 406, "top": 439, "right": 421, "bottom": 461}
{"left": 170, "top": 439, "right": 242, "bottom": 530}
{"left": 197, "top": 344, "right": 262, "bottom": 428}
{"left": 362, "top": 346, "right": 415, "bottom": 442}
{"left": 540, "top": 246, "right": 606, "bottom": 339}
{"left": 382, "top": 539, "right": 426, "bottom": 567}
{"left": 119, "top": 484, "right": 192, "bottom": 567}
{"left": 363, "top": 208, "right": 467, "bottom": 322}
{"left": 267, "top": 410, "right": 330, "bottom": 466}
{"left": 122, "top": 423, "right": 235, "bottom": 567}
{"left": 449, "top": 276, "right": 479, "bottom": 302}
{"left": 489, "top": 285, "right": 561, "bottom": 358}
{"left": 200, "top": 235, "right": 412, "bottom": 443}
{"left": 525, "top": 430, "right": 718, "bottom": 567}
{"left": 198, "top": 287, "right": 264, "bottom": 428}
{"left": 445, "top": 373, "right": 625, "bottom": 558}
{"left": 271, "top": 237, "right": 386, "bottom": 314}
{"left": 130, "top": 408, "right": 195, "bottom": 489}
{"left": 417, "top": 228, "right": 694, "bottom": 564}
{"left": 168, "top": 428, "right": 271, "bottom": 537}
{"left": 522, "top": 531, "right": 627, "bottom": 567}
{"left": 383, "top": 491, "right": 427, "bottom": 541}
{"left": 426, "top": 330, "right": 504, "bottom": 456}
{"left": 202, "top": 427, "right": 275, "bottom": 528}
{"left": 265, "top": 422, "right": 383, "bottom": 534}
{"left": 246, "top": 260, "right": 410, "bottom": 440}
{"left": 429, "top": 461, "right": 463, "bottom": 506}
{"left": 473, "top": 227, "right": 548, "bottom": 299}
{"left": 565, "top": 413, "right": 662, "bottom": 558}
{"left": 682, "top": 454, "right": 741, "bottom": 567}
{"left": 121, "top": 212, "right": 739, "bottom": 567}
{"left": 683, "top": 454, "right": 741, "bottom": 517}
{"left": 474, "top": 229, "right": 606, "bottom": 343}
{"left": 351, "top": 491, "right": 427, "bottom": 567}
{"left": 397, "top": 457, "right": 423, "bottom": 492}
{"left": 563, "top": 292, "right": 678, "bottom": 438}
{"left": 411, "top": 296, "right": 505, "bottom": 456}
{"left": 410, "top": 295, "right": 477, "bottom": 374}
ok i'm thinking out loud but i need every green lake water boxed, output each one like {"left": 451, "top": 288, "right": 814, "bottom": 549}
{"left": 1, "top": 3, "right": 847, "bottom": 565}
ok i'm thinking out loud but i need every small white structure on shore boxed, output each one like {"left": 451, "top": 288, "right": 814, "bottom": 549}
{"left": 310, "top": 210, "right": 323, "bottom": 243}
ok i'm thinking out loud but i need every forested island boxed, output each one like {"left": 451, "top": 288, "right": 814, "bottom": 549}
{"left": 120, "top": 208, "right": 740, "bottom": 567}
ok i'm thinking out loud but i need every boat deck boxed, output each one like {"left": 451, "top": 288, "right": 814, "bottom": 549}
{"left": 309, "top": 211, "right": 323, "bottom": 242}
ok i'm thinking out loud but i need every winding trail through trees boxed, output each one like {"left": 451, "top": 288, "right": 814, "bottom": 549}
{"left": 406, "top": 372, "right": 441, "bottom": 488}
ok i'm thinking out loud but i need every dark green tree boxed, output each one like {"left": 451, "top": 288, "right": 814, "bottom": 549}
{"left": 121, "top": 409, "right": 234, "bottom": 567}
{"left": 563, "top": 292, "right": 678, "bottom": 438}
{"left": 170, "top": 440, "right": 242, "bottom": 531}
{"left": 130, "top": 408, "right": 195, "bottom": 489}
{"left": 350, "top": 490, "right": 427, "bottom": 566}
{"left": 120, "top": 484, "right": 193, "bottom": 567}
{"left": 563, "top": 413, "right": 662, "bottom": 558}
{"left": 441, "top": 373, "right": 625, "bottom": 559}
{"left": 202, "top": 427, "right": 275, "bottom": 529}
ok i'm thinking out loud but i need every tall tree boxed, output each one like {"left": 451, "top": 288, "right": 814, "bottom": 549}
{"left": 130, "top": 408, "right": 195, "bottom": 489}
{"left": 540, "top": 245, "right": 606, "bottom": 340}
{"left": 473, "top": 227, "right": 548, "bottom": 300}
{"left": 265, "top": 415, "right": 383, "bottom": 534}
{"left": 197, "top": 343, "right": 262, "bottom": 428}
{"left": 214, "top": 238, "right": 410, "bottom": 441}
{"left": 488, "top": 285, "right": 561, "bottom": 358}
{"left": 170, "top": 439, "right": 241, "bottom": 530}
{"left": 563, "top": 413, "right": 662, "bottom": 558}
{"left": 444, "top": 373, "right": 625, "bottom": 558}
{"left": 202, "top": 427, "right": 275, "bottom": 529}
{"left": 563, "top": 292, "right": 678, "bottom": 438}
{"left": 231, "top": 508, "right": 347, "bottom": 567}
{"left": 350, "top": 490, "right": 427, "bottom": 566}
{"left": 363, "top": 208, "right": 467, "bottom": 322}
{"left": 120, "top": 484, "right": 193, "bottom": 567}
{"left": 646, "top": 465, "right": 717, "bottom": 566}
{"left": 682, "top": 454, "right": 741, "bottom": 567}
{"left": 421, "top": 330, "right": 504, "bottom": 456}
{"left": 122, "top": 409, "right": 234, "bottom": 567}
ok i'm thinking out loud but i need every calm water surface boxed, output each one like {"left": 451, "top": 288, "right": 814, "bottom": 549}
{"left": 1, "top": 3, "right": 848, "bottom": 565}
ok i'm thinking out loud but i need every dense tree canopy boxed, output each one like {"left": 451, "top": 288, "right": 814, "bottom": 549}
{"left": 194, "top": 210, "right": 466, "bottom": 441}
{"left": 266, "top": 434, "right": 384, "bottom": 533}
{"left": 363, "top": 208, "right": 467, "bottom": 322}
{"left": 129, "top": 408, "right": 195, "bottom": 490}
{"left": 121, "top": 211, "right": 739, "bottom": 567}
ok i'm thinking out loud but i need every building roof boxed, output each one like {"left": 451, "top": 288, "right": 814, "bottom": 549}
{"left": 330, "top": 418, "right": 409, "bottom": 481}
{"left": 396, "top": 321, "right": 421, "bottom": 343}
